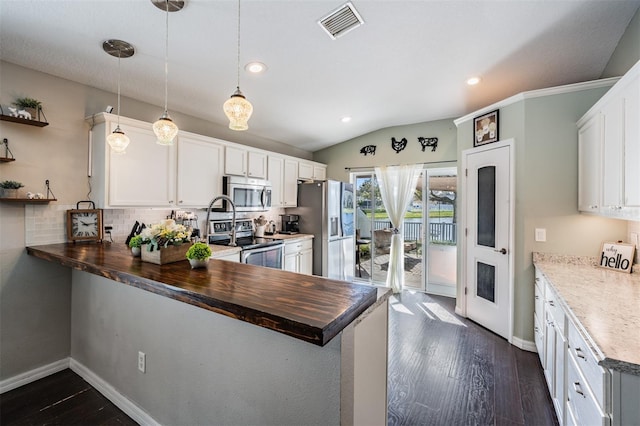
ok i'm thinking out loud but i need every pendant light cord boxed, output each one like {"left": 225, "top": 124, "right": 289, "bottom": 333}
{"left": 164, "top": 0, "right": 170, "bottom": 113}
{"left": 236, "top": 0, "right": 241, "bottom": 89}
{"left": 116, "top": 49, "right": 122, "bottom": 127}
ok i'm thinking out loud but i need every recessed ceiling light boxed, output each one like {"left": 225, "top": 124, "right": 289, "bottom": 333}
{"left": 341, "top": 116, "right": 352, "bottom": 123}
{"left": 467, "top": 77, "right": 481, "bottom": 86}
{"left": 245, "top": 62, "right": 267, "bottom": 74}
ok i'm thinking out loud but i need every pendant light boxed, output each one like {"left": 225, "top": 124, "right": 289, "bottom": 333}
{"left": 152, "top": 0, "right": 183, "bottom": 145}
{"left": 223, "top": 0, "right": 253, "bottom": 131}
{"left": 103, "top": 39, "right": 135, "bottom": 154}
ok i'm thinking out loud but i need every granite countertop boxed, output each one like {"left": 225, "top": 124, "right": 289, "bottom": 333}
{"left": 27, "top": 243, "right": 383, "bottom": 347}
{"left": 209, "top": 244, "right": 241, "bottom": 257}
{"left": 533, "top": 252, "right": 640, "bottom": 375}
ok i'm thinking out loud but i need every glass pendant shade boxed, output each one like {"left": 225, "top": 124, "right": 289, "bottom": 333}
{"left": 223, "top": 88, "right": 253, "bottom": 131}
{"left": 153, "top": 112, "right": 179, "bottom": 145}
{"left": 107, "top": 126, "right": 130, "bottom": 153}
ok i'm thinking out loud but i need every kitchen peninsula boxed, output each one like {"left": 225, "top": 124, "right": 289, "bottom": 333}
{"left": 27, "top": 243, "right": 390, "bottom": 425}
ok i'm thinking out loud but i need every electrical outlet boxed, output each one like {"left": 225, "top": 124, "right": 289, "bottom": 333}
{"left": 138, "top": 351, "right": 146, "bottom": 373}
{"left": 535, "top": 228, "right": 547, "bottom": 242}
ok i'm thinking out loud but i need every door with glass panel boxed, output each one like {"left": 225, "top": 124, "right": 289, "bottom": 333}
{"left": 463, "top": 142, "right": 512, "bottom": 340}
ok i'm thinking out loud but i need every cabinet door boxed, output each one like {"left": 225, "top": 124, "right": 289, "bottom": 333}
{"left": 283, "top": 159, "right": 299, "bottom": 207}
{"left": 601, "top": 98, "right": 625, "bottom": 210}
{"left": 299, "top": 248, "right": 313, "bottom": 275}
{"left": 176, "top": 134, "right": 224, "bottom": 208}
{"left": 284, "top": 252, "right": 298, "bottom": 273}
{"left": 578, "top": 114, "right": 602, "bottom": 212}
{"left": 544, "top": 311, "right": 556, "bottom": 393}
{"left": 247, "top": 151, "right": 267, "bottom": 179}
{"left": 268, "top": 156, "right": 284, "bottom": 207}
{"left": 298, "top": 162, "right": 313, "bottom": 180}
{"left": 109, "top": 122, "right": 176, "bottom": 207}
{"left": 225, "top": 145, "right": 246, "bottom": 176}
{"left": 313, "top": 165, "right": 326, "bottom": 180}
{"left": 624, "top": 79, "right": 640, "bottom": 209}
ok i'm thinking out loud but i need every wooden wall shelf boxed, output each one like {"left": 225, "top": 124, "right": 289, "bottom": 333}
{"left": 0, "top": 157, "right": 16, "bottom": 162}
{"left": 0, "top": 114, "right": 49, "bottom": 127}
{"left": 0, "top": 198, "right": 56, "bottom": 204}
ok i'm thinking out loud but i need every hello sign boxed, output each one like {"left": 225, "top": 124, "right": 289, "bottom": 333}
{"left": 599, "top": 242, "right": 636, "bottom": 273}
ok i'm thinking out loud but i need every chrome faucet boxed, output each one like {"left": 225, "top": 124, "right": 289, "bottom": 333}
{"left": 204, "top": 195, "right": 237, "bottom": 246}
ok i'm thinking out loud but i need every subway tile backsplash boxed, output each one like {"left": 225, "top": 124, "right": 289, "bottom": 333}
{"left": 25, "top": 205, "right": 286, "bottom": 246}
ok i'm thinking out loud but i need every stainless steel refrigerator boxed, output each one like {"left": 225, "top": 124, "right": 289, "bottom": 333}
{"left": 290, "top": 180, "right": 355, "bottom": 281}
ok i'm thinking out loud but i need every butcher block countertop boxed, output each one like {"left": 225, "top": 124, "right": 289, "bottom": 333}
{"left": 27, "top": 243, "right": 381, "bottom": 347}
{"left": 533, "top": 253, "right": 640, "bottom": 375}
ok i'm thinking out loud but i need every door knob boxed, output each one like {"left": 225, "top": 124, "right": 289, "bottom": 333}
{"left": 495, "top": 248, "right": 507, "bottom": 254}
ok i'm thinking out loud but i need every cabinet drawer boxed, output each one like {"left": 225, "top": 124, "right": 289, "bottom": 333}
{"left": 534, "top": 312, "right": 544, "bottom": 366}
{"left": 544, "top": 282, "right": 565, "bottom": 334}
{"left": 567, "top": 319, "right": 609, "bottom": 410}
{"left": 567, "top": 354, "right": 609, "bottom": 426}
{"left": 284, "top": 238, "right": 312, "bottom": 255}
{"left": 534, "top": 281, "right": 544, "bottom": 318}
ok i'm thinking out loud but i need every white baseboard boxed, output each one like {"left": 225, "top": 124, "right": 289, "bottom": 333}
{"left": 69, "top": 359, "right": 159, "bottom": 426}
{"left": 0, "top": 358, "right": 70, "bottom": 394}
{"left": 512, "top": 336, "right": 537, "bottom": 352}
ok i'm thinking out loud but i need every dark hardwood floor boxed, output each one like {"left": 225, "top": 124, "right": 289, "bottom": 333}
{"left": 1, "top": 291, "right": 556, "bottom": 426}
{"left": 0, "top": 369, "right": 137, "bottom": 425}
{"left": 388, "top": 291, "right": 558, "bottom": 426}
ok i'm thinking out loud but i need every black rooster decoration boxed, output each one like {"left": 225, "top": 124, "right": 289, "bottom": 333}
{"left": 391, "top": 137, "right": 407, "bottom": 153}
{"left": 418, "top": 137, "right": 438, "bottom": 152}
{"left": 359, "top": 144, "right": 377, "bottom": 156}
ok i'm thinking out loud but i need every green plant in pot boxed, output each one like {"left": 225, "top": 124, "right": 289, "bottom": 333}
{"left": 128, "top": 234, "right": 143, "bottom": 257}
{"left": 186, "top": 241, "right": 212, "bottom": 269}
{"left": 0, "top": 180, "right": 24, "bottom": 198}
{"left": 13, "top": 97, "right": 42, "bottom": 120}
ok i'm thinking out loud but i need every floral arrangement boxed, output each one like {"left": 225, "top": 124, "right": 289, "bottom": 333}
{"left": 140, "top": 219, "right": 192, "bottom": 251}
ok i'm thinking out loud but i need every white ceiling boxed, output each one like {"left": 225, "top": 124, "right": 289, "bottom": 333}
{"left": 2, "top": 0, "right": 639, "bottom": 152}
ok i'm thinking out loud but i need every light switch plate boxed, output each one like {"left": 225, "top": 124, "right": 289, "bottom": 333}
{"left": 535, "top": 228, "right": 547, "bottom": 242}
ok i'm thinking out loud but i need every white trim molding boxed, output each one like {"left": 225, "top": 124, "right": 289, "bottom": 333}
{"left": 69, "top": 359, "right": 160, "bottom": 426}
{"left": 512, "top": 336, "right": 537, "bottom": 353}
{"left": 0, "top": 358, "right": 70, "bottom": 394}
{"left": 453, "top": 77, "right": 620, "bottom": 126}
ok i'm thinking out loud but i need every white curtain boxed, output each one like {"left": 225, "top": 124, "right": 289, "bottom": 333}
{"left": 375, "top": 164, "right": 422, "bottom": 293}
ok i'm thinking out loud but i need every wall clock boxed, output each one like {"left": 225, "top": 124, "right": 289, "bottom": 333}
{"left": 66, "top": 201, "right": 103, "bottom": 242}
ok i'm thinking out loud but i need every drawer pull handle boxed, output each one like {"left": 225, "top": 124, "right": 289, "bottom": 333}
{"left": 535, "top": 295, "right": 539, "bottom": 300}
{"left": 573, "top": 382, "right": 586, "bottom": 397}
{"left": 575, "top": 347, "right": 586, "bottom": 359}
{"left": 548, "top": 300, "right": 555, "bottom": 307}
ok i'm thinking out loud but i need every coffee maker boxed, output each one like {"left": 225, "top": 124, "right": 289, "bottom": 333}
{"left": 280, "top": 214, "right": 300, "bottom": 234}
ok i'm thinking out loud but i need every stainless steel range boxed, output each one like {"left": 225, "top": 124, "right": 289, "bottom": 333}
{"left": 208, "top": 219, "right": 284, "bottom": 269}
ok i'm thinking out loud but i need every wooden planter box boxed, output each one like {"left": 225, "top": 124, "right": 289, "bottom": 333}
{"left": 141, "top": 244, "right": 189, "bottom": 265}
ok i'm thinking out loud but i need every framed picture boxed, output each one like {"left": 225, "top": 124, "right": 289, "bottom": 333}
{"left": 473, "top": 109, "right": 499, "bottom": 147}
{"left": 598, "top": 242, "right": 635, "bottom": 273}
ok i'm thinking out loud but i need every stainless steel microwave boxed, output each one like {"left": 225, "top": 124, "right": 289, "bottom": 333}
{"left": 221, "top": 176, "right": 272, "bottom": 212}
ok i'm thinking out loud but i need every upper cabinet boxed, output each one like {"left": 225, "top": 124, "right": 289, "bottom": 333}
{"left": 225, "top": 146, "right": 267, "bottom": 179}
{"left": 298, "top": 161, "right": 327, "bottom": 181}
{"left": 577, "top": 60, "right": 640, "bottom": 220}
{"left": 88, "top": 113, "right": 325, "bottom": 209}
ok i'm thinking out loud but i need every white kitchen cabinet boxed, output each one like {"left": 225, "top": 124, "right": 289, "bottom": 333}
{"left": 577, "top": 59, "right": 640, "bottom": 220}
{"left": 176, "top": 132, "right": 224, "bottom": 208}
{"left": 225, "top": 146, "right": 267, "bottom": 178}
{"left": 534, "top": 272, "right": 545, "bottom": 367}
{"left": 268, "top": 155, "right": 299, "bottom": 207}
{"left": 284, "top": 238, "right": 313, "bottom": 275}
{"left": 298, "top": 161, "right": 327, "bottom": 181}
{"left": 89, "top": 114, "right": 176, "bottom": 208}
{"left": 578, "top": 114, "right": 602, "bottom": 213}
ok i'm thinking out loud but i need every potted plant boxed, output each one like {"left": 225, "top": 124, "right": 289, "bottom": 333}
{"left": 0, "top": 180, "right": 24, "bottom": 198}
{"left": 185, "top": 241, "right": 212, "bottom": 269}
{"left": 13, "top": 97, "right": 42, "bottom": 120}
{"left": 128, "top": 234, "right": 143, "bottom": 257}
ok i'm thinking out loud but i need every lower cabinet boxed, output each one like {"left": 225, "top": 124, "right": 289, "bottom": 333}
{"left": 284, "top": 238, "right": 313, "bottom": 275}
{"left": 535, "top": 267, "right": 612, "bottom": 426}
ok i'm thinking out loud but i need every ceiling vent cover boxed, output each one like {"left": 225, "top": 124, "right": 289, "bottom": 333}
{"left": 318, "top": 2, "right": 364, "bottom": 40}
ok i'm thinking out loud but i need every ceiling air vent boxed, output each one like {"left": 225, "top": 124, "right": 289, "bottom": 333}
{"left": 318, "top": 2, "right": 364, "bottom": 40}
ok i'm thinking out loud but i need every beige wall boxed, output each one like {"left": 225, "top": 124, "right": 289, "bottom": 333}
{"left": 313, "top": 118, "right": 457, "bottom": 180}
{"left": 601, "top": 7, "right": 640, "bottom": 78}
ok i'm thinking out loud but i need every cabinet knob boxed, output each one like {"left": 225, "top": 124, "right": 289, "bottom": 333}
{"left": 575, "top": 347, "right": 586, "bottom": 360}
{"left": 548, "top": 300, "right": 555, "bottom": 307}
{"left": 179, "top": 200, "right": 183, "bottom": 204}
{"left": 169, "top": 200, "right": 174, "bottom": 204}
{"left": 573, "top": 382, "right": 585, "bottom": 397}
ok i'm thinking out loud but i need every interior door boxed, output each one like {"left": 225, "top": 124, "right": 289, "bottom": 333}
{"left": 463, "top": 142, "right": 513, "bottom": 340}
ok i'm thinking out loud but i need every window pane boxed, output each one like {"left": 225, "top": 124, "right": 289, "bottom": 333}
{"left": 477, "top": 166, "right": 496, "bottom": 248}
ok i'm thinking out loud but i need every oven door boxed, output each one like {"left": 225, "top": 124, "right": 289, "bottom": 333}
{"left": 242, "top": 244, "right": 284, "bottom": 269}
